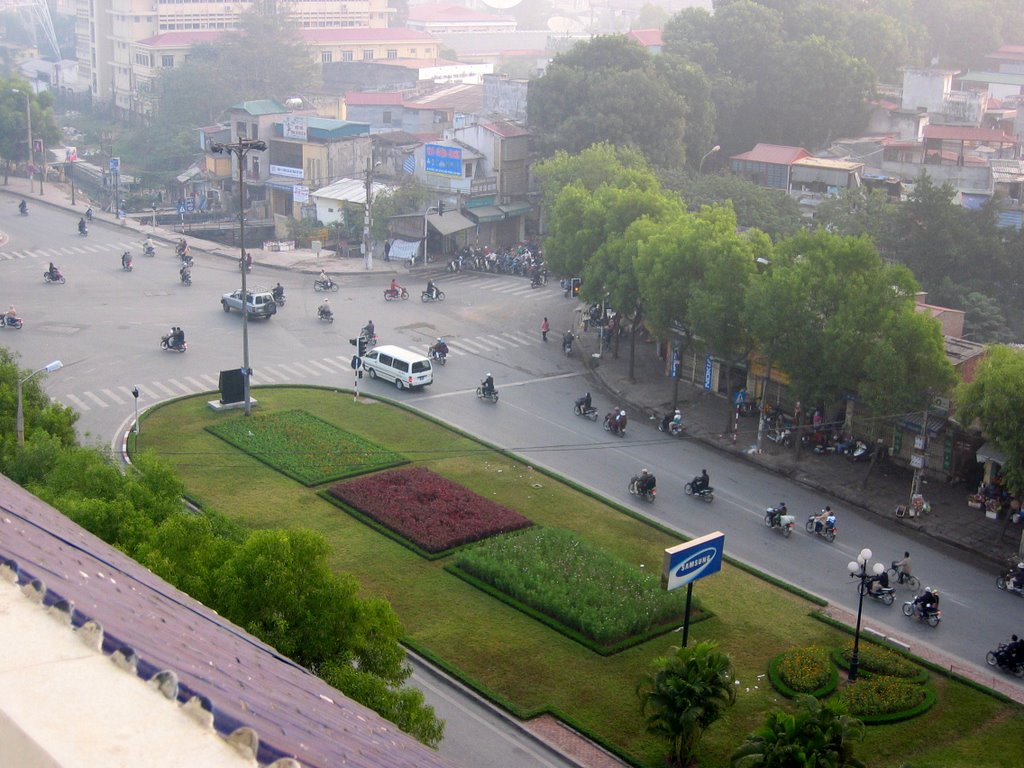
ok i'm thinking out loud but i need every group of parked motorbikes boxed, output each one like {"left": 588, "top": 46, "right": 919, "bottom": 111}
{"left": 447, "top": 243, "right": 543, "bottom": 276}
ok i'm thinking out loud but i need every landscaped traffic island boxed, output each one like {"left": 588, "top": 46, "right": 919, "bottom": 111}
{"left": 137, "top": 386, "right": 1024, "bottom": 768}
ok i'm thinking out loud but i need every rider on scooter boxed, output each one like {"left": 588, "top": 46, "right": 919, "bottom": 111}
{"left": 389, "top": 277, "right": 402, "bottom": 296}
{"left": 122, "top": 251, "right": 132, "bottom": 269}
{"left": 78, "top": 218, "right": 87, "bottom": 235}
{"left": 180, "top": 263, "right": 191, "bottom": 283}
{"left": 318, "top": 299, "right": 331, "bottom": 319}
{"left": 576, "top": 392, "right": 593, "bottom": 412}
{"left": 481, "top": 373, "right": 495, "bottom": 397}
{"left": 769, "top": 502, "right": 788, "bottom": 527}
{"left": 19, "top": 200, "right": 27, "bottom": 215}
{"left": 867, "top": 569, "right": 890, "bottom": 596}
{"left": 691, "top": 469, "right": 711, "bottom": 495}
{"left": 914, "top": 587, "right": 939, "bottom": 618}
{"left": 426, "top": 279, "right": 439, "bottom": 299}
{"left": 636, "top": 469, "right": 656, "bottom": 495}
{"left": 430, "top": 338, "right": 449, "bottom": 359}
{"left": 48, "top": 262, "right": 60, "bottom": 280}
{"left": 273, "top": 282, "right": 285, "bottom": 302}
{"left": 813, "top": 506, "right": 836, "bottom": 534}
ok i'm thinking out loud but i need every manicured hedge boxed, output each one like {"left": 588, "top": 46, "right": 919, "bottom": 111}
{"left": 768, "top": 647, "right": 839, "bottom": 699}
{"left": 206, "top": 409, "right": 406, "bottom": 485}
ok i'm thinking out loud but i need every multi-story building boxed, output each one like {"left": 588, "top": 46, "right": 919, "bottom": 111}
{"left": 76, "top": 0, "right": 393, "bottom": 115}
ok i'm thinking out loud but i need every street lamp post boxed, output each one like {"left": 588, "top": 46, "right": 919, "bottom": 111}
{"left": 699, "top": 144, "right": 721, "bottom": 174}
{"left": 847, "top": 548, "right": 884, "bottom": 682}
{"left": 363, "top": 156, "right": 381, "bottom": 270}
{"left": 11, "top": 88, "right": 33, "bottom": 192}
{"left": 17, "top": 360, "right": 63, "bottom": 447}
{"left": 210, "top": 138, "right": 267, "bottom": 417}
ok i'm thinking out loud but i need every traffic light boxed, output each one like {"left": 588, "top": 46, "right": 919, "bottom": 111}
{"left": 571, "top": 277, "right": 582, "bottom": 297}
{"left": 437, "top": 199, "right": 445, "bottom": 216}
{"left": 358, "top": 336, "right": 367, "bottom": 357}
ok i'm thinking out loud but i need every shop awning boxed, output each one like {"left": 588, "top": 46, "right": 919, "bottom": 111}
{"left": 901, "top": 413, "right": 945, "bottom": 438}
{"left": 427, "top": 211, "right": 475, "bottom": 236}
{"left": 498, "top": 202, "right": 532, "bottom": 217}
{"left": 262, "top": 175, "right": 302, "bottom": 191}
{"left": 466, "top": 205, "right": 505, "bottom": 223}
{"left": 976, "top": 442, "right": 1007, "bottom": 465}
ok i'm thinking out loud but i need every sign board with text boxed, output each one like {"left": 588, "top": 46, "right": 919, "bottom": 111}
{"left": 661, "top": 532, "right": 725, "bottom": 591}
{"left": 425, "top": 144, "right": 462, "bottom": 177}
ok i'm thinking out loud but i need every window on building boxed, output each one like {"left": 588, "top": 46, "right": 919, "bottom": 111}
{"left": 321, "top": 51, "right": 333, "bottom": 63}
{"left": 237, "top": 121, "right": 247, "bottom": 138}
{"left": 161, "top": 54, "right": 174, "bottom": 68}
{"left": 464, "top": 161, "right": 473, "bottom": 177}
{"left": 251, "top": 123, "right": 259, "bottom": 140}
{"left": 382, "top": 111, "right": 391, "bottom": 124}
{"left": 135, "top": 52, "right": 151, "bottom": 66}
{"left": 362, "top": 49, "right": 373, "bottom": 61}
{"left": 252, "top": 157, "right": 260, "bottom": 177}
{"left": 387, "top": 49, "right": 397, "bottom": 59}
{"left": 342, "top": 51, "right": 353, "bottom": 61}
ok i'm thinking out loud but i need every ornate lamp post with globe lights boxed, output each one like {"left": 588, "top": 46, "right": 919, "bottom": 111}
{"left": 847, "top": 547, "right": 884, "bottom": 682}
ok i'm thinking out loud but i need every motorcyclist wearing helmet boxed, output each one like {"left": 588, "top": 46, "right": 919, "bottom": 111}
{"left": 318, "top": 298, "right": 331, "bottom": 318}
{"left": 19, "top": 199, "right": 27, "bottom": 215}
{"left": 691, "top": 469, "right": 711, "bottom": 494}
{"left": 636, "top": 468, "right": 656, "bottom": 495}
{"left": 431, "top": 337, "right": 449, "bottom": 359}
{"left": 363, "top": 319, "right": 375, "bottom": 340}
{"left": 614, "top": 409, "right": 627, "bottom": 434}
{"left": 122, "top": 251, "right": 132, "bottom": 269}
{"left": 867, "top": 569, "right": 890, "bottom": 596}
{"left": 272, "top": 282, "right": 285, "bottom": 302}
{"left": 78, "top": 217, "right": 87, "bottom": 234}
{"left": 576, "top": 391, "right": 592, "bottom": 411}
{"left": 481, "top": 372, "right": 495, "bottom": 396}
{"left": 813, "top": 505, "right": 835, "bottom": 534}
{"left": 48, "top": 262, "right": 59, "bottom": 280}
{"left": 914, "top": 587, "right": 939, "bottom": 618}
{"left": 426, "top": 279, "right": 439, "bottom": 299}
{"left": 769, "top": 502, "right": 788, "bottom": 528}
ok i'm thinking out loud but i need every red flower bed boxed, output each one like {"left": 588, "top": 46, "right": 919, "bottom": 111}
{"left": 328, "top": 466, "right": 533, "bottom": 553}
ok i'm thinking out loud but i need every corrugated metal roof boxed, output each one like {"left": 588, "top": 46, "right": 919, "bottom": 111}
{"left": 0, "top": 474, "right": 453, "bottom": 768}
{"left": 923, "top": 125, "right": 1017, "bottom": 142}
{"left": 482, "top": 120, "right": 528, "bottom": 138}
{"left": 791, "top": 157, "right": 864, "bottom": 172}
{"left": 958, "top": 70, "right": 1024, "bottom": 87}
{"left": 228, "top": 99, "right": 289, "bottom": 116}
{"left": 626, "top": 29, "right": 663, "bottom": 47}
{"left": 729, "top": 143, "right": 811, "bottom": 165}
{"left": 312, "top": 177, "right": 394, "bottom": 203}
{"left": 346, "top": 91, "right": 406, "bottom": 106}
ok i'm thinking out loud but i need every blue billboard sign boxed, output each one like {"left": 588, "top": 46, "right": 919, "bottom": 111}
{"left": 703, "top": 354, "right": 713, "bottom": 390}
{"left": 661, "top": 531, "right": 725, "bottom": 591}
{"left": 425, "top": 144, "right": 462, "bottom": 177}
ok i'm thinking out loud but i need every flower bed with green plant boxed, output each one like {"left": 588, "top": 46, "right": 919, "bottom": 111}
{"left": 206, "top": 409, "right": 406, "bottom": 485}
{"left": 836, "top": 676, "right": 935, "bottom": 723}
{"left": 833, "top": 642, "right": 928, "bottom": 683}
{"left": 769, "top": 646, "right": 839, "bottom": 698}
{"left": 451, "top": 526, "right": 690, "bottom": 651}
{"left": 328, "top": 466, "right": 533, "bottom": 554}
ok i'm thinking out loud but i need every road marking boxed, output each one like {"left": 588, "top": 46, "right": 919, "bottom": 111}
{"left": 150, "top": 381, "right": 177, "bottom": 397}
{"left": 501, "top": 332, "right": 528, "bottom": 345}
{"left": 273, "top": 363, "right": 301, "bottom": 378}
{"left": 83, "top": 391, "right": 108, "bottom": 408}
{"left": 453, "top": 338, "right": 493, "bottom": 353}
{"left": 168, "top": 378, "right": 193, "bottom": 394}
{"left": 200, "top": 374, "right": 219, "bottom": 387}
{"left": 135, "top": 384, "right": 160, "bottom": 400}
{"left": 185, "top": 376, "right": 207, "bottom": 391}
{"left": 64, "top": 393, "right": 91, "bottom": 411}
{"left": 320, "top": 357, "right": 348, "bottom": 370}
{"left": 69, "top": 247, "right": 89, "bottom": 254}
{"left": 290, "top": 362, "right": 322, "bottom": 377}
{"left": 258, "top": 366, "right": 288, "bottom": 381}
{"left": 417, "top": 371, "right": 582, "bottom": 400}
{"left": 307, "top": 359, "right": 337, "bottom": 374}
{"left": 102, "top": 388, "right": 125, "bottom": 405}
{"left": 485, "top": 334, "right": 512, "bottom": 348}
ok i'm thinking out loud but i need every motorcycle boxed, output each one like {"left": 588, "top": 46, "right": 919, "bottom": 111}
{"left": 995, "top": 570, "right": 1024, "bottom": 597}
{"left": 384, "top": 286, "right": 409, "bottom": 301}
{"left": 446, "top": 256, "right": 462, "bottom": 273}
{"left": 902, "top": 600, "right": 941, "bottom": 627}
{"left": 421, "top": 289, "right": 446, "bottom": 303}
{"left": 764, "top": 506, "right": 795, "bottom": 537}
{"left": 78, "top": 224, "right": 88, "bottom": 237}
{"left": 240, "top": 255, "right": 253, "bottom": 273}
{"left": 18, "top": 202, "right": 28, "bottom": 216}
{"left": 2, "top": 315, "right": 24, "bottom": 330}
{"left": 658, "top": 414, "right": 684, "bottom": 437}
{"left": 804, "top": 515, "right": 837, "bottom": 543}
{"left": 318, "top": 306, "right": 334, "bottom": 324}
{"left": 142, "top": 242, "right": 156, "bottom": 257}
{"left": 562, "top": 334, "right": 574, "bottom": 356}
{"left": 121, "top": 256, "right": 134, "bottom": 272}
{"left": 180, "top": 270, "right": 192, "bottom": 287}
{"left": 427, "top": 347, "right": 448, "bottom": 366}
{"left": 85, "top": 208, "right": 93, "bottom": 222}
{"left": 530, "top": 271, "right": 547, "bottom": 288}
{"left": 603, "top": 413, "right": 626, "bottom": 437}
{"left": 986, "top": 643, "right": 1024, "bottom": 678}
{"left": 43, "top": 270, "right": 66, "bottom": 284}
{"left": 476, "top": 381, "right": 499, "bottom": 403}
{"left": 573, "top": 400, "right": 599, "bottom": 421}
{"left": 272, "top": 289, "right": 286, "bottom": 307}
{"left": 856, "top": 576, "right": 895, "bottom": 606}
{"left": 684, "top": 480, "right": 714, "bottom": 502}
{"left": 314, "top": 277, "right": 339, "bottom": 292}
{"left": 846, "top": 440, "right": 874, "bottom": 462}
{"left": 160, "top": 334, "right": 187, "bottom": 353}
{"left": 765, "top": 425, "right": 793, "bottom": 448}
{"left": 179, "top": 252, "right": 194, "bottom": 268}
{"left": 628, "top": 476, "right": 656, "bottom": 503}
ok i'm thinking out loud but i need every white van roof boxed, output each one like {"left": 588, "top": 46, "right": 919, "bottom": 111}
{"left": 372, "top": 344, "right": 429, "bottom": 361}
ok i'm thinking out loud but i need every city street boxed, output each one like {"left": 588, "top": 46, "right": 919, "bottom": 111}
{"left": 3, "top": 201, "right": 1022, "bottom": 767}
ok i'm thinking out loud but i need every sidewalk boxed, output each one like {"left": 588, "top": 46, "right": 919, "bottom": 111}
{"left": 1, "top": 176, "right": 407, "bottom": 276}
{"left": 575, "top": 327, "right": 1022, "bottom": 570}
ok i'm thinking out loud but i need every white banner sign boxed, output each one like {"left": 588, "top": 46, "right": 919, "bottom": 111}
{"left": 293, "top": 185, "right": 309, "bottom": 203}
{"left": 282, "top": 115, "right": 308, "bottom": 141}
{"left": 270, "top": 165, "right": 304, "bottom": 179}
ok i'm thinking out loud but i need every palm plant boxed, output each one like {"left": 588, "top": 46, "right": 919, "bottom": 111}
{"left": 637, "top": 640, "right": 737, "bottom": 767}
{"left": 731, "top": 694, "right": 866, "bottom": 768}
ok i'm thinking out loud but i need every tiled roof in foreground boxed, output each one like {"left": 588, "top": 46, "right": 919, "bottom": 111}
{"left": 0, "top": 473, "right": 452, "bottom": 768}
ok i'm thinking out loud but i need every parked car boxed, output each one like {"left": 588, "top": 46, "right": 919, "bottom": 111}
{"left": 221, "top": 288, "right": 277, "bottom": 318}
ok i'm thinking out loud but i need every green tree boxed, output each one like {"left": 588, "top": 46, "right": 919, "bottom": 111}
{"left": 634, "top": 3, "right": 670, "bottom": 29}
{"left": 527, "top": 36, "right": 688, "bottom": 167}
{"left": 710, "top": 0, "right": 784, "bottom": 84}
{"left": 654, "top": 55, "right": 718, "bottom": 169}
{"left": 532, "top": 143, "right": 656, "bottom": 209}
{"left": 661, "top": 172, "right": 803, "bottom": 240}
{"left": 637, "top": 640, "right": 737, "bottom": 767}
{"left": 661, "top": 7, "right": 717, "bottom": 71}
{"left": 731, "top": 694, "right": 866, "bottom": 768}
{"left": 0, "top": 77, "right": 60, "bottom": 183}
{"left": 957, "top": 345, "right": 1024, "bottom": 495}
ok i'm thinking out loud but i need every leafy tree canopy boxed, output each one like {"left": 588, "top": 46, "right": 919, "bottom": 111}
{"left": 957, "top": 345, "right": 1024, "bottom": 496}
{"left": 0, "top": 77, "right": 60, "bottom": 171}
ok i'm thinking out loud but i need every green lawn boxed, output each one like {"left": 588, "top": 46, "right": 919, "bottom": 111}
{"left": 136, "top": 386, "right": 1024, "bottom": 768}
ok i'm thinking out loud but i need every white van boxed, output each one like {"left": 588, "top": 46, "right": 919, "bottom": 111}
{"left": 361, "top": 345, "right": 433, "bottom": 390}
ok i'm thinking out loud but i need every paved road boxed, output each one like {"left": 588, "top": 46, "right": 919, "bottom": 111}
{"left": 4, "top": 204, "right": 1021, "bottom": 765}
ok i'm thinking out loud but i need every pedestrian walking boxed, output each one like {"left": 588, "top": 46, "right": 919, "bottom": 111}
{"left": 541, "top": 317, "right": 549, "bottom": 342}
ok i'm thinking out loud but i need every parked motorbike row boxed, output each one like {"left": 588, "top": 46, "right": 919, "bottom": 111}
{"left": 448, "top": 243, "right": 543, "bottom": 276}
